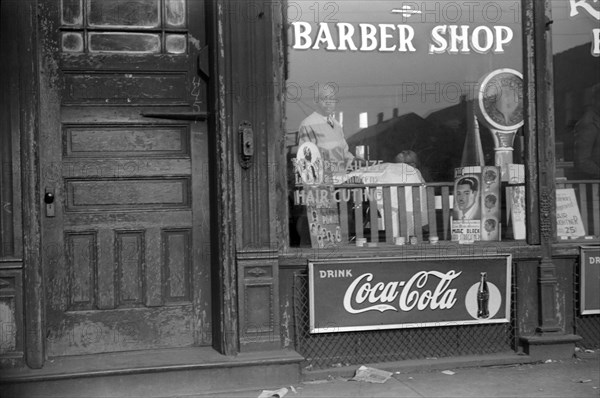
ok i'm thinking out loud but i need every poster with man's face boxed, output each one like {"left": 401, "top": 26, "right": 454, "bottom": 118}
{"left": 453, "top": 175, "right": 481, "bottom": 221}
{"left": 451, "top": 166, "right": 501, "bottom": 242}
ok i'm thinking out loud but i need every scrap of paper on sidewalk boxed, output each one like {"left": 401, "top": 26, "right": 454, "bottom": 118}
{"left": 258, "top": 387, "right": 288, "bottom": 398}
{"left": 352, "top": 365, "right": 393, "bottom": 383}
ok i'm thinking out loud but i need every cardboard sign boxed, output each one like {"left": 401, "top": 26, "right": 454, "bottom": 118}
{"left": 556, "top": 188, "right": 586, "bottom": 238}
{"left": 481, "top": 166, "right": 501, "bottom": 240}
{"left": 451, "top": 166, "right": 501, "bottom": 242}
{"left": 294, "top": 142, "right": 324, "bottom": 185}
{"left": 506, "top": 186, "right": 526, "bottom": 240}
{"left": 306, "top": 193, "right": 343, "bottom": 248}
{"left": 308, "top": 255, "right": 512, "bottom": 333}
{"left": 293, "top": 142, "right": 343, "bottom": 248}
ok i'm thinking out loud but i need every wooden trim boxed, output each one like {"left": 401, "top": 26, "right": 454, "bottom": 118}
{"left": 20, "top": 0, "right": 44, "bottom": 369}
{"left": 530, "top": 0, "right": 561, "bottom": 334}
{"left": 237, "top": 249, "right": 280, "bottom": 351}
{"left": 208, "top": 0, "right": 239, "bottom": 356}
{"left": 534, "top": 0, "right": 557, "bottom": 249}
{"left": 1, "top": 1, "right": 17, "bottom": 259}
{"left": 279, "top": 242, "right": 544, "bottom": 265}
{"left": 523, "top": 0, "right": 540, "bottom": 245}
{"left": 272, "top": 1, "right": 290, "bottom": 252}
{"left": 231, "top": 2, "right": 281, "bottom": 250}
{"left": 207, "top": 0, "right": 289, "bottom": 354}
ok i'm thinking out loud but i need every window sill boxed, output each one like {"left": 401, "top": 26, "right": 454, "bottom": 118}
{"left": 552, "top": 237, "right": 600, "bottom": 257}
{"left": 279, "top": 240, "right": 542, "bottom": 266}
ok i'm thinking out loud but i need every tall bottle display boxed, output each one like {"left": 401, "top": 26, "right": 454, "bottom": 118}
{"left": 460, "top": 103, "right": 485, "bottom": 168}
{"left": 477, "top": 272, "right": 490, "bottom": 319}
{"left": 452, "top": 100, "right": 501, "bottom": 241}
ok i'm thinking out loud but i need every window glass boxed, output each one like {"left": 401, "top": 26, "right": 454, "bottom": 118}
{"left": 60, "top": 0, "right": 187, "bottom": 53}
{"left": 87, "top": 0, "right": 161, "bottom": 28}
{"left": 285, "top": 1, "right": 525, "bottom": 247}
{"left": 552, "top": 0, "right": 600, "bottom": 240}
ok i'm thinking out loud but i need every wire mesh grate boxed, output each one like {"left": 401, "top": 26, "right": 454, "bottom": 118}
{"left": 293, "top": 269, "right": 516, "bottom": 370}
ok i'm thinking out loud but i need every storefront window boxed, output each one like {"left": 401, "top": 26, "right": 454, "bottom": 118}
{"left": 285, "top": 1, "right": 525, "bottom": 247}
{"left": 551, "top": 0, "right": 600, "bottom": 240}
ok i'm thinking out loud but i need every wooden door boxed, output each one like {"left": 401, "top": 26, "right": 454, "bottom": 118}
{"left": 40, "top": 0, "right": 211, "bottom": 356}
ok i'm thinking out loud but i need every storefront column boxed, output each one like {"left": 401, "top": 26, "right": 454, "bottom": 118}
{"left": 520, "top": 0, "right": 581, "bottom": 358}
{"left": 208, "top": 0, "right": 285, "bottom": 354}
{"left": 229, "top": 1, "right": 284, "bottom": 351}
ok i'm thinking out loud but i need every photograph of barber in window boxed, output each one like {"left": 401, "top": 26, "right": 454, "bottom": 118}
{"left": 298, "top": 84, "right": 355, "bottom": 177}
{"left": 454, "top": 176, "right": 481, "bottom": 220}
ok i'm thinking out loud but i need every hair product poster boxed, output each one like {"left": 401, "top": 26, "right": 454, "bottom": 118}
{"left": 452, "top": 166, "right": 501, "bottom": 242}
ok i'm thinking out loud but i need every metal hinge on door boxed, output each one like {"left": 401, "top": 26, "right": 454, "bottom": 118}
{"left": 198, "top": 45, "right": 210, "bottom": 80}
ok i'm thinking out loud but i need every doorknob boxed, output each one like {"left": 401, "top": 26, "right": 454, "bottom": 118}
{"left": 44, "top": 188, "right": 55, "bottom": 217}
{"left": 44, "top": 191, "right": 55, "bottom": 204}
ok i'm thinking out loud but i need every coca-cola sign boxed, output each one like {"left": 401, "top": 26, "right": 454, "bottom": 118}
{"left": 308, "top": 255, "right": 511, "bottom": 333}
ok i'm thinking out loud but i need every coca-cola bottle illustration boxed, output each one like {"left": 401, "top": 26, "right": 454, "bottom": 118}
{"left": 477, "top": 272, "right": 490, "bottom": 319}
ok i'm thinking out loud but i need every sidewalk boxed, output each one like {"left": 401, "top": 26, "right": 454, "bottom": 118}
{"left": 208, "top": 354, "right": 599, "bottom": 398}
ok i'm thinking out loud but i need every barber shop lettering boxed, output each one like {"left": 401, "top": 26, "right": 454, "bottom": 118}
{"left": 292, "top": 22, "right": 514, "bottom": 54}
{"left": 342, "top": 271, "right": 461, "bottom": 314}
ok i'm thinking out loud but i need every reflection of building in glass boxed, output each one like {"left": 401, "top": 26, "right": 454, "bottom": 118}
{"left": 346, "top": 97, "right": 501, "bottom": 182}
{"left": 554, "top": 42, "right": 600, "bottom": 178}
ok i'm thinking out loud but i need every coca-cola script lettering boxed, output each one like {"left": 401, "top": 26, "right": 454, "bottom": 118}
{"left": 343, "top": 271, "right": 462, "bottom": 314}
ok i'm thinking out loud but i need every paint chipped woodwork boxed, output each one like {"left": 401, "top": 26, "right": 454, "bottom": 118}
{"left": 522, "top": 0, "right": 561, "bottom": 337}
{"left": 0, "top": 269, "right": 24, "bottom": 356}
{"left": 237, "top": 249, "right": 280, "bottom": 352}
{"left": 17, "top": 0, "right": 44, "bottom": 369}
{"left": 523, "top": 0, "right": 541, "bottom": 245}
{"left": 39, "top": 0, "right": 211, "bottom": 357}
{"left": 207, "top": 0, "right": 239, "bottom": 356}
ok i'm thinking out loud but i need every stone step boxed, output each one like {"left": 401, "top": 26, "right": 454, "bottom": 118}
{"left": 0, "top": 347, "right": 303, "bottom": 397}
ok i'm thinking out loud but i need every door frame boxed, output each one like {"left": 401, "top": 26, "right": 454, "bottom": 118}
{"left": 16, "top": 0, "right": 44, "bottom": 369}
{"left": 205, "top": 0, "right": 239, "bottom": 356}
{"left": 204, "top": 0, "right": 287, "bottom": 355}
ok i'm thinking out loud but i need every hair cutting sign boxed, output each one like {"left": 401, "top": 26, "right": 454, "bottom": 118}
{"left": 308, "top": 255, "right": 511, "bottom": 333}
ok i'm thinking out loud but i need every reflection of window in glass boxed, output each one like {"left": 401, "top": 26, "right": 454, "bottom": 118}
{"left": 88, "top": 0, "right": 160, "bottom": 28}
{"left": 88, "top": 33, "right": 161, "bottom": 53}
{"left": 165, "top": 34, "right": 187, "bottom": 54}
{"left": 62, "top": 32, "right": 84, "bottom": 52}
{"left": 166, "top": 0, "right": 186, "bottom": 27}
{"left": 60, "top": 0, "right": 187, "bottom": 53}
{"left": 62, "top": 0, "right": 83, "bottom": 26}
{"left": 552, "top": 0, "right": 600, "bottom": 240}
{"left": 285, "top": 1, "right": 526, "bottom": 247}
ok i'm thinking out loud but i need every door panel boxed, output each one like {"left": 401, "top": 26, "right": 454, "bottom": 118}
{"left": 41, "top": 0, "right": 210, "bottom": 356}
